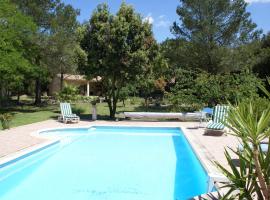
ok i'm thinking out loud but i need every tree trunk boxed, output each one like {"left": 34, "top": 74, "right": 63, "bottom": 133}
{"left": 112, "top": 98, "right": 117, "bottom": 119}
{"left": 17, "top": 94, "right": 20, "bottom": 105}
{"left": 144, "top": 97, "right": 149, "bottom": 108}
{"left": 107, "top": 97, "right": 118, "bottom": 119}
{"left": 34, "top": 78, "right": 42, "bottom": 105}
{"left": 107, "top": 99, "right": 114, "bottom": 119}
{"left": 60, "top": 72, "right": 64, "bottom": 91}
{"left": 0, "top": 86, "right": 4, "bottom": 106}
{"left": 253, "top": 145, "right": 269, "bottom": 200}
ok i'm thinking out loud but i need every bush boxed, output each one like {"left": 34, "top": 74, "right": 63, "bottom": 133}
{"left": 0, "top": 113, "right": 13, "bottom": 130}
{"left": 80, "top": 96, "right": 99, "bottom": 105}
{"left": 216, "top": 100, "right": 270, "bottom": 199}
{"left": 56, "top": 85, "right": 79, "bottom": 102}
{"left": 215, "top": 80, "right": 270, "bottom": 199}
{"left": 168, "top": 70, "right": 260, "bottom": 110}
{"left": 72, "top": 106, "right": 86, "bottom": 115}
{"left": 167, "top": 69, "right": 204, "bottom": 112}
{"left": 130, "top": 97, "right": 142, "bottom": 105}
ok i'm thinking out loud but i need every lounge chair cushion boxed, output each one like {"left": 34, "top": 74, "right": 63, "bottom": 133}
{"left": 206, "top": 105, "right": 229, "bottom": 131}
{"left": 207, "top": 122, "right": 225, "bottom": 130}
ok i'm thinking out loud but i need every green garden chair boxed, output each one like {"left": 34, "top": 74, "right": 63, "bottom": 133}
{"left": 58, "top": 103, "right": 80, "bottom": 123}
{"left": 206, "top": 105, "right": 229, "bottom": 131}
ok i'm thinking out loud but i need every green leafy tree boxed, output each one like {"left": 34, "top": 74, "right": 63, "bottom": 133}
{"left": 161, "top": 39, "right": 191, "bottom": 77}
{"left": 0, "top": 0, "right": 36, "bottom": 104}
{"left": 46, "top": 3, "right": 80, "bottom": 90}
{"left": 81, "top": 3, "right": 161, "bottom": 119}
{"left": 172, "top": 0, "right": 261, "bottom": 73}
{"left": 118, "top": 84, "right": 136, "bottom": 107}
{"left": 253, "top": 33, "right": 270, "bottom": 79}
{"left": 12, "top": 0, "right": 79, "bottom": 104}
{"left": 168, "top": 70, "right": 260, "bottom": 110}
{"left": 11, "top": 0, "right": 61, "bottom": 104}
{"left": 167, "top": 69, "right": 203, "bottom": 112}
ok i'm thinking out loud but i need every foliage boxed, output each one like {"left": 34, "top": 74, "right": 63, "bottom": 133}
{"left": 81, "top": 3, "right": 162, "bottom": 118}
{"left": 161, "top": 39, "right": 190, "bottom": 76}
{"left": 46, "top": 3, "right": 80, "bottom": 90}
{"left": 168, "top": 70, "right": 260, "bottom": 110}
{"left": 118, "top": 84, "right": 137, "bottom": 107}
{"left": 167, "top": 69, "right": 203, "bottom": 112}
{"left": 0, "top": 113, "right": 13, "bottom": 129}
{"left": 195, "top": 71, "right": 259, "bottom": 104}
{"left": 253, "top": 33, "right": 270, "bottom": 79}
{"left": 10, "top": 0, "right": 80, "bottom": 104}
{"left": 56, "top": 85, "right": 79, "bottom": 102}
{"left": 72, "top": 106, "right": 86, "bottom": 115}
{"left": 216, "top": 101, "right": 270, "bottom": 199}
{"left": 171, "top": 0, "right": 261, "bottom": 73}
{"left": 80, "top": 96, "right": 99, "bottom": 105}
{"left": 0, "top": 0, "right": 37, "bottom": 103}
{"left": 216, "top": 81, "right": 270, "bottom": 199}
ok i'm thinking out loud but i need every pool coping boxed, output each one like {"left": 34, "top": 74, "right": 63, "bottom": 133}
{"left": 0, "top": 139, "right": 59, "bottom": 169}
{"left": 180, "top": 127, "right": 228, "bottom": 190}
{"left": 0, "top": 124, "right": 228, "bottom": 195}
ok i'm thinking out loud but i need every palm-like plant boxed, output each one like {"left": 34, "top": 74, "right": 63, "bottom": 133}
{"left": 216, "top": 78, "right": 270, "bottom": 199}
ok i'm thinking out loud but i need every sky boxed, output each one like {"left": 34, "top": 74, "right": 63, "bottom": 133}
{"left": 63, "top": 0, "right": 270, "bottom": 42}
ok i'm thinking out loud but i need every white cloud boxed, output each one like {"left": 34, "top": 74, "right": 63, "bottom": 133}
{"left": 156, "top": 20, "right": 170, "bottom": 28}
{"left": 245, "top": 0, "right": 270, "bottom": 3}
{"left": 143, "top": 13, "right": 154, "bottom": 24}
{"left": 156, "top": 15, "right": 170, "bottom": 28}
{"left": 158, "top": 15, "right": 166, "bottom": 19}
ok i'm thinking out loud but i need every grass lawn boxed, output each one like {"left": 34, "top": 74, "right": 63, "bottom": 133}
{"left": 0, "top": 97, "right": 170, "bottom": 129}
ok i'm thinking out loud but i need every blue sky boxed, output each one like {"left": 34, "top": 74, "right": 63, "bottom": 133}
{"left": 63, "top": 0, "right": 270, "bottom": 42}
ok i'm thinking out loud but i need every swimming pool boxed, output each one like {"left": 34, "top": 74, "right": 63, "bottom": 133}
{"left": 0, "top": 126, "right": 209, "bottom": 200}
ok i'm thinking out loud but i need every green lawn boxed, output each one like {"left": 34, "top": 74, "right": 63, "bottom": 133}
{"left": 0, "top": 98, "right": 171, "bottom": 129}
{"left": 0, "top": 105, "right": 59, "bottom": 129}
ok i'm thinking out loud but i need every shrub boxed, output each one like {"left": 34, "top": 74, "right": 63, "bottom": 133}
{"left": 130, "top": 97, "right": 142, "bottom": 105}
{"left": 56, "top": 85, "right": 79, "bottom": 102}
{"left": 216, "top": 100, "right": 270, "bottom": 199}
{"left": 80, "top": 96, "right": 99, "bottom": 104}
{"left": 168, "top": 70, "right": 260, "bottom": 110}
{"left": 0, "top": 113, "right": 13, "bottom": 130}
{"left": 216, "top": 79, "right": 270, "bottom": 199}
{"left": 72, "top": 106, "right": 86, "bottom": 115}
{"left": 167, "top": 69, "right": 204, "bottom": 112}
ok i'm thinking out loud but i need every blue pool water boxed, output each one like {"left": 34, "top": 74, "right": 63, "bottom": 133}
{"left": 0, "top": 126, "right": 209, "bottom": 200}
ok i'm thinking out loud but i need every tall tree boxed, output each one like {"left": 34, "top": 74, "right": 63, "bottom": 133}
{"left": 81, "top": 3, "right": 161, "bottom": 119}
{"left": 172, "top": 0, "right": 261, "bottom": 73}
{"left": 11, "top": 0, "right": 61, "bottom": 104}
{"left": 253, "top": 33, "right": 270, "bottom": 79}
{"left": 0, "top": 0, "right": 36, "bottom": 104}
{"left": 12, "top": 0, "right": 80, "bottom": 102}
{"left": 46, "top": 3, "right": 80, "bottom": 90}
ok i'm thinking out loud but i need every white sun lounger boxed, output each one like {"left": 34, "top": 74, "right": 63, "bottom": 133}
{"left": 58, "top": 103, "right": 80, "bottom": 123}
{"left": 123, "top": 112, "right": 202, "bottom": 121}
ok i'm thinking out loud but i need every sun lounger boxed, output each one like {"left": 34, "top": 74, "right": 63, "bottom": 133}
{"left": 58, "top": 103, "right": 80, "bottom": 123}
{"left": 205, "top": 105, "right": 229, "bottom": 133}
{"left": 123, "top": 112, "right": 202, "bottom": 121}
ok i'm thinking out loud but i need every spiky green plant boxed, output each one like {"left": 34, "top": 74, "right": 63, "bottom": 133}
{"left": 215, "top": 79, "right": 270, "bottom": 199}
